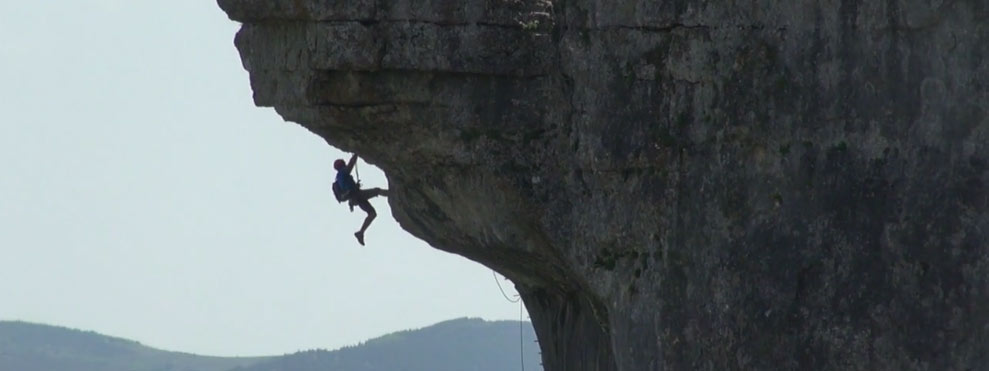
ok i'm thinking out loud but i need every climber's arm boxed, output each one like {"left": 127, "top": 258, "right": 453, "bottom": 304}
{"left": 346, "top": 153, "right": 359, "bottom": 172}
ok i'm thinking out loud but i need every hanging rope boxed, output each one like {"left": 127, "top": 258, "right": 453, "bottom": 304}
{"left": 519, "top": 298, "right": 526, "bottom": 371}
{"left": 492, "top": 270, "right": 525, "bottom": 371}
{"left": 492, "top": 270, "right": 520, "bottom": 303}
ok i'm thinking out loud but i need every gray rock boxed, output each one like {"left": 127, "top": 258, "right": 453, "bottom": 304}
{"left": 219, "top": 0, "right": 988, "bottom": 370}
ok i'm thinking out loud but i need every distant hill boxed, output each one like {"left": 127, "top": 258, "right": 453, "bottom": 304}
{"left": 0, "top": 321, "right": 264, "bottom": 371}
{"left": 232, "top": 317, "right": 542, "bottom": 371}
{"left": 0, "top": 318, "right": 541, "bottom": 371}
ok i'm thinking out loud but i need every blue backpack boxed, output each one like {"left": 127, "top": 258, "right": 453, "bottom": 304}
{"left": 332, "top": 181, "right": 349, "bottom": 202}
{"left": 332, "top": 173, "right": 358, "bottom": 203}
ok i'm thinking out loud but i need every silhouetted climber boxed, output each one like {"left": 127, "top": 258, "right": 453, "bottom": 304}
{"left": 332, "top": 153, "right": 388, "bottom": 246}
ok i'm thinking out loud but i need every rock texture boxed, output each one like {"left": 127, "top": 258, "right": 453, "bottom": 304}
{"left": 218, "top": 0, "right": 988, "bottom": 370}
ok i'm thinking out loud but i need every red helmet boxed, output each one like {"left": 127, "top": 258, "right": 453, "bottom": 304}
{"left": 334, "top": 159, "right": 346, "bottom": 170}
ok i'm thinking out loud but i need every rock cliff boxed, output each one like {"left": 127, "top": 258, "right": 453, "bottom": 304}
{"left": 218, "top": 0, "right": 988, "bottom": 369}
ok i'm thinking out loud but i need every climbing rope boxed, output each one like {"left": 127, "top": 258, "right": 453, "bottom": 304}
{"left": 492, "top": 270, "right": 525, "bottom": 371}
{"left": 492, "top": 270, "right": 521, "bottom": 303}
{"left": 519, "top": 299, "right": 526, "bottom": 371}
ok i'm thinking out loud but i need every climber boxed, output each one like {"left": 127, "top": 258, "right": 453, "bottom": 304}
{"left": 333, "top": 153, "right": 388, "bottom": 246}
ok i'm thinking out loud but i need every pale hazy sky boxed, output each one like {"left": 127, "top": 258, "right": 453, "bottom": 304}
{"left": 0, "top": 0, "right": 524, "bottom": 356}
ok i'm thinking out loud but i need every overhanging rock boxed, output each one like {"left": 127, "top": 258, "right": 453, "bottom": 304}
{"left": 219, "top": 0, "right": 989, "bottom": 369}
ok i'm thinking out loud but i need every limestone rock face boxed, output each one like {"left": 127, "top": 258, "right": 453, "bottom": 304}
{"left": 218, "top": 0, "right": 988, "bottom": 369}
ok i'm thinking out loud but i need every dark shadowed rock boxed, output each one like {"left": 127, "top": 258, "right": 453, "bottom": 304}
{"left": 218, "top": 0, "right": 989, "bottom": 370}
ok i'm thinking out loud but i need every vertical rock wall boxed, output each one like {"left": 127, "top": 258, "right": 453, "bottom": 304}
{"left": 219, "top": 0, "right": 988, "bottom": 369}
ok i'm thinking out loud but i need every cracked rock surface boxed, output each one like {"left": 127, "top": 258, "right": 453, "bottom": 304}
{"left": 219, "top": 0, "right": 988, "bottom": 370}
